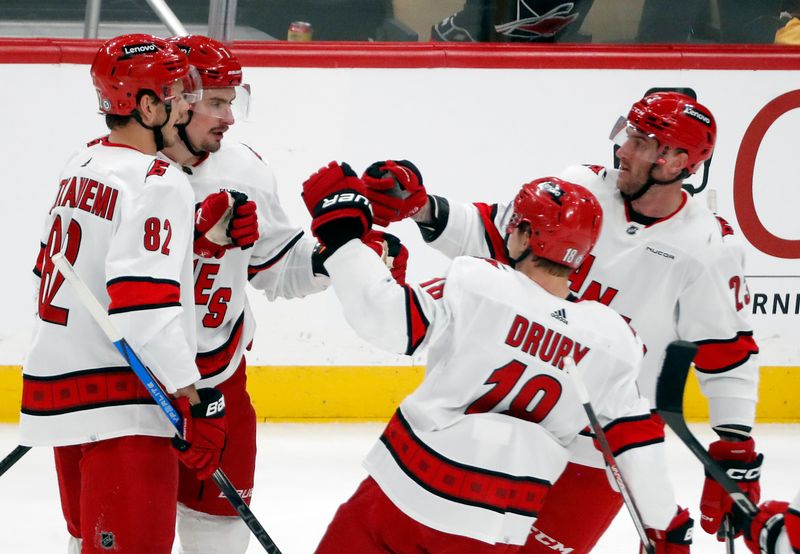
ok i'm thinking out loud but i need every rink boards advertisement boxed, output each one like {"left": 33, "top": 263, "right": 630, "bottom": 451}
{"left": 0, "top": 41, "right": 797, "bottom": 421}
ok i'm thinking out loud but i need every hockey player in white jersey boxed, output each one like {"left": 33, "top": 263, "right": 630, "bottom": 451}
{"left": 19, "top": 35, "right": 227, "bottom": 553}
{"left": 158, "top": 35, "right": 407, "bottom": 553}
{"left": 302, "top": 161, "right": 692, "bottom": 553}
{"left": 745, "top": 492, "right": 800, "bottom": 554}
{"left": 362, "top": 92, "right": 761, "bottom": 552}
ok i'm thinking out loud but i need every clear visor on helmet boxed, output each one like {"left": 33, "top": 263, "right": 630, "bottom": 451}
{"left": 609, "top": 116, "right": 665, "bottom": 165}
{"left": 190, "top": 83, "right": 251, "bottom": 123}
{"left": 163, "top": 66, "right": 204, "bottom": 105}
{"left": 506, "top": 212, "right": 524, "bottom": 236}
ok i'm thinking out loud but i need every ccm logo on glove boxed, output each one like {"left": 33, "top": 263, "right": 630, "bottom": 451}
{"left": 726, "top": 467, "right": 761, "bottom": 480}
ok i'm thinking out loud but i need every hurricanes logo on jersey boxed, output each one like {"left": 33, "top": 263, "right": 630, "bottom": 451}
{"left": 146, "top": 159, "right": 170, "bottom": 179}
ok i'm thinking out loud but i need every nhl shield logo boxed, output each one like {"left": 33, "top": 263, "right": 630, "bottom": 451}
{"left": 626, "top": 225, "right": 639, "bottom": 235}
{"left": 100, "top": 531, "right": 115, "bottom": 549}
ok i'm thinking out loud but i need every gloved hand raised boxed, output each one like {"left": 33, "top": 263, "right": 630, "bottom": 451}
{"left": 362, "top": 160, "right": 427, "bottom": 227}
{"left": 311, "top": 230, "right": 408, "bottom": 284}
{"left": 172, "top": 387, "right": 227, "bottom": 481}
{"left": 302, "top": 161, "right": 372, "bottom": 250}
{"left": 194, "top": 191, "right": 234, "bottom": 258}
{"left": 227, "top": 191, "right": 259, "bottom": 250}
{"left": 362, "top": 229, "right": 409, "bottom": 285}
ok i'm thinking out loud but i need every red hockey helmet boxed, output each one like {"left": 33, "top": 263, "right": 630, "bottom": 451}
{"left": 624, "top": 92, "right": 716, "bottom": 174}
{"left": 508, "top": 177, "right": 603, "bottom": 269}
{"left": 91, "top": 34, "right": 199, "bottom": 116}
{"left": 167, "top": 35, "right": 243, "bottom": 88}
{"left": 168, "top": 35, "right": 249, "bottom": 121}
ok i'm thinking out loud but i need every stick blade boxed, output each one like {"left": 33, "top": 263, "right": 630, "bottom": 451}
{"left": 655, "top": 340, "right": 699, "bottom": 415}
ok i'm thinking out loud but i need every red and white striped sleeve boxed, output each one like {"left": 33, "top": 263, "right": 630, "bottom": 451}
{"left": 323, "top": 239, "right": 451, "bottom": 356}
{"left": 105, "top": 168, "right": 199, "bottom": 393}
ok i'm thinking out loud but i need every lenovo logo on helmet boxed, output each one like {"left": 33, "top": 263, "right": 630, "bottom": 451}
{"left": 175, "top": 45, "right": 191, "bottom": 55}
{"left": 537, "top": 181, "right": 564, "bottom": 205}
{"left": 122, "top": 43, "right": 157, "bottom": 56}
{"left": 683, "top": 105, "right": 712, "bottom": 127}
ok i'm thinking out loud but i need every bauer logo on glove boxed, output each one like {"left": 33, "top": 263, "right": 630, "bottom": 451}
{"left": 302, "top": 161, "right": 373, "bottom": 250}
{"left": 203, "top": 394, "right": 226, "bottom": 417}
{"left": 320, "top": 191, "right": 370, "bottom": 210}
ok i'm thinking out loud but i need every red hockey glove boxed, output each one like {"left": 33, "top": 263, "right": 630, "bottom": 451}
{"left": 642, "top": 507, "right": 694, "bottom": 554}
{"left": 227, "top": 191, "right": 259, "bottom": 250}
{"left": 195, "top": 191, "right": 233, "bottom": 258}
{"left": 362, "top": 160, "right": 427, "bottom": 227}
{"left": 745, "top": 501, "right": 800, "bottom": 554}
{"left": 302, "top": 161, "right": 372, "bottom": 250}
{"left": 172, "top": 388, "right": 227, "bottom": 481}
{"left": 363, "top": 230, "right": 409, "bottom": 285}
{"left": 701, "top": 437, "right": 763, "bottom": 537}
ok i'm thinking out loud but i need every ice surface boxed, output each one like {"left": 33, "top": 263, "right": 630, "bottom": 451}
{"left": 0, "top": 423, "right": 797, "bottom": 553}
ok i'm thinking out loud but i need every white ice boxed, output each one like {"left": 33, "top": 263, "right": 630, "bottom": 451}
{"left": 0, "top": 423, "right": 797, "bottom": 553}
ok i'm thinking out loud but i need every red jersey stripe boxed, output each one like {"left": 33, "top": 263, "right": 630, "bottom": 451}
{"left": 196, "top": 312, "right": 244, "bottom": 378}
{"left": 403, "top": 286, "right": 430, "bottom": 356}
{"left": 694, "top": 332, "right": 759, "bottom": 373}
{"left": 33, "top": 242, "right": 45, "bottom": 277}
{"left": 600, "top": 413, "right": 665, "bottom": 457}
{"left": 473, "top": 203, "right": 510, "bottom": 265}
{"left": 21, "top": 367, "right": 154, "bottom": 415}
{"left": 247, "top": 231, "right": 305, "bottom": 279}
{"left": 381, "top": 410, "right": 550, "bottom": 517}
{"left": 106, "top": 277, "right": 180, "bottom": 314}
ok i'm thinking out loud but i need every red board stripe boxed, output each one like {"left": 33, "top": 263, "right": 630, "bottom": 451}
{"left": 2, "top": 39, "right": 800, "bottom": 70}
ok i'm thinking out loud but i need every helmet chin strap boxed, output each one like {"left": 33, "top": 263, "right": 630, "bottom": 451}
{"left": 176, "top": 111, "right": 204, "bottom": 157}
{"left": 620, "top": 163, "right": 689, "bottom": 202}
{"left": 504, "top": 233, "right": 531, "bottom": 268}
{"left": 132, "top": 102, "right": 172, "bottom": 151}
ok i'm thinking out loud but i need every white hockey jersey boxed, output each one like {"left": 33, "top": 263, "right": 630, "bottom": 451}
{"left": 427, "top": 164, "right": 759, "bottom": 440}
{"left": 20, "top": 137, "right": 199, "bottom": 447}
{"left": 325, "top": 240, "right": 677, "bottom": 545}
{"left": 163, "top": 143, "right": 326, "bottom": 387}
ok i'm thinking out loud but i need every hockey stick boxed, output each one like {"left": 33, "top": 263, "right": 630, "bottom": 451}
{"left": 52, "top": 253, "right": 283, "bottom": 554}
{"left": 721, "top": 514, "right": 736, "bottom": 553}
{"left": 564, "top": 357, "right": 655, "bottom": 554}
{"left": 655, "top": 340, "right": 760, "bottom": 528}
{"left": 0, "top": 445, "right": 31, "bottom": 478}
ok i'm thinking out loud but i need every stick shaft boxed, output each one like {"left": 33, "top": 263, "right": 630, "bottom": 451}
{"left": 0, "top": 445, "right": 31, "bottom": 478}
{"left": 656, "top": 340, "right": 759, "bottom": 523}
{"left": 565, "top": 358, "right": 654, "bottom": 553}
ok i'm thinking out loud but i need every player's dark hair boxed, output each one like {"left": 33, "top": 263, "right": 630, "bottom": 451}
{"left": 104, "top": 90, "right": 161, "bottom": 130}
